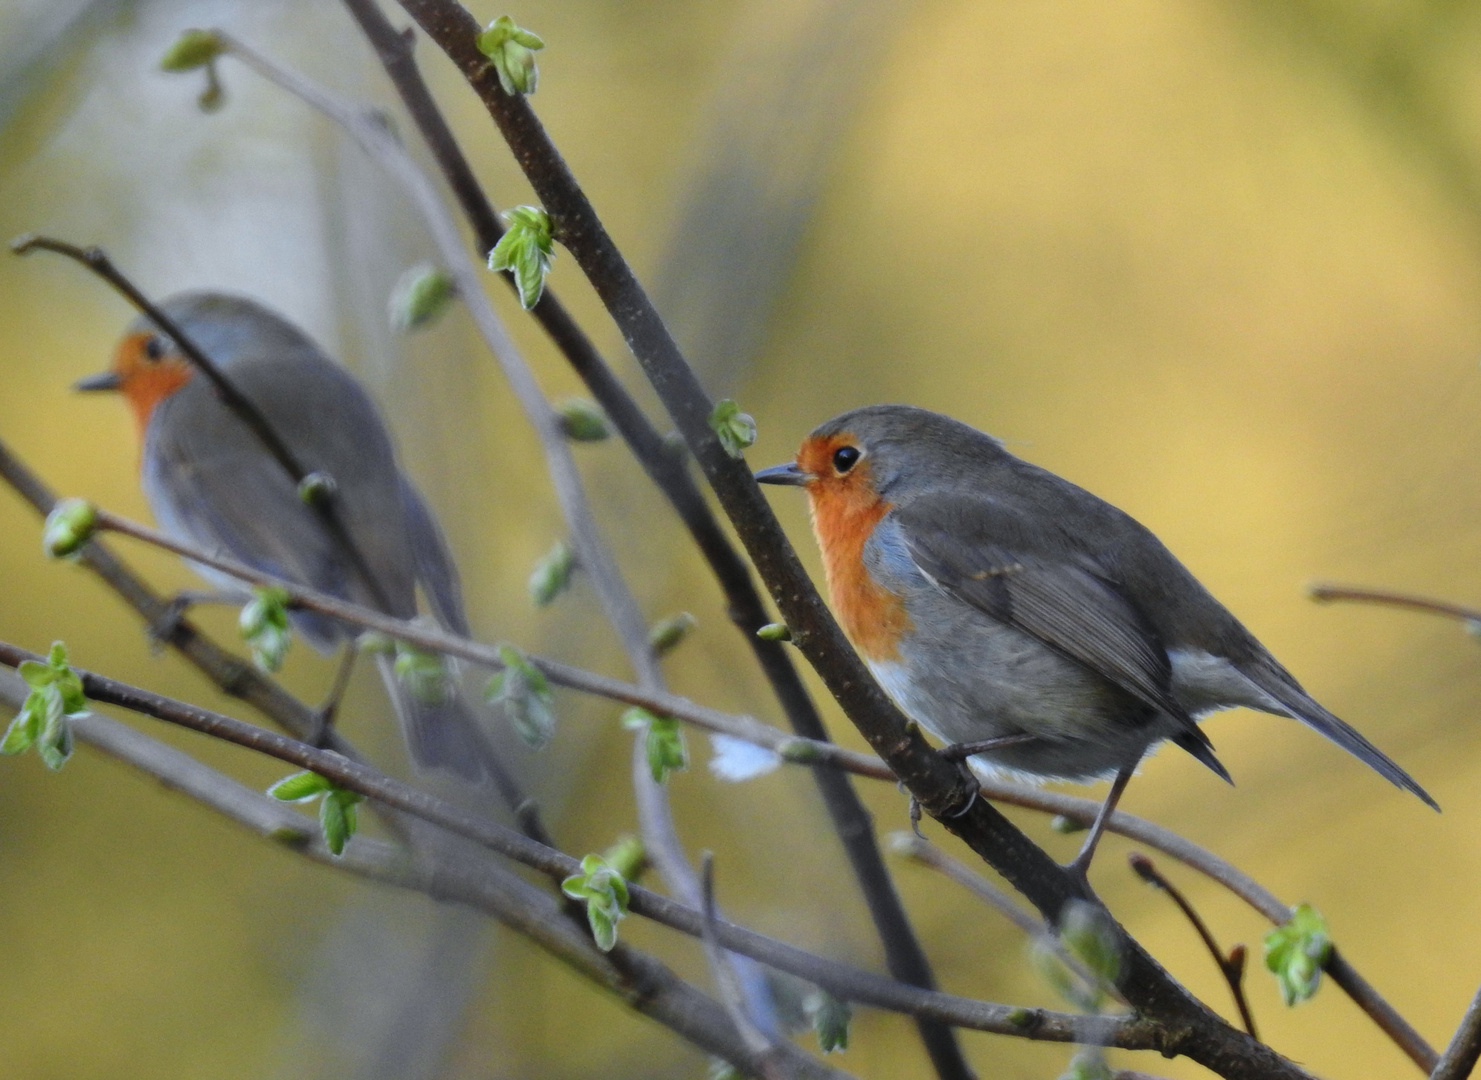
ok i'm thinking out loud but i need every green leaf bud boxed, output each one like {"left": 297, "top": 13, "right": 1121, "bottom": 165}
{"left": 239, "top": 586, "right": 292, "bottom": 673}
{"left": 159, "top": 29, "right": 223, "bottom": 71}
{"left": 42, "top": 498, "right": 97, "bottom": 559}
{"left": 475, "top": 15, "right": 545, "bottom": 95}
{"left": 803, "top": 989, "right": 851, "bottom": 1053}
{"left": 488, "top": 644, "right": 556, "bottom": 748}
{"left": 601, "top": 834, "right": 646, "bottom": 882}
{"left": 388, "top": 264, "right": 456, "bottom": 331}
{"left": 622, "top": 707, "right": 688, "bottom": 784}
{"left": 296, "top": 471, "right": 337, "bottom": 505}
{"left": 708, "top": 399, "right": 757, "bottom": 459}
{"left": 648, "top": 611, "right": 695, "bottom": 655}
{"left": 561, "top": 852, "right": 630, "bottom": 951}
{"left": 557, "top": 397, "right": 611, "bottom": 442}
{"left": 528, "top": 539, "right": 575, "bottom": 606}
{"left": 1058, "top": 899, "right": 1122, "bottom": 986}
{"left": 756, "top": 621, "right": 791, "bottom": 642}
{"left": 267, "top": 770, "right": 335, "bottom": 802}
{"left": 1263, "top": 902, "right": 1331, "bottom": 1006}
{"left": 488, "top": 205, "right": 555, "bottom": 309}
{"left": 393, "top": 642, "right": 452, "bottom": 706}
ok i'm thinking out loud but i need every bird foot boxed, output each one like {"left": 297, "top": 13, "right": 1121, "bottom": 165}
{"left": 145, "top": 589, "right": 248, "bottom": 652}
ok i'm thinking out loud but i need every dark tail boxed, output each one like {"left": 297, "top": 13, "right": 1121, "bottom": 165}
{"left": 1249, "top": 663, "right": 1438, "bottom": 810}
{"left": 375, "top": 655, "right": 487, "bottom": 781}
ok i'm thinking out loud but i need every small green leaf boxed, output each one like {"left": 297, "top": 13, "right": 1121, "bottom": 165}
{"left": 296, "top": 471, "right": 336, "bottom": 505}
{"left": 239, "top": 586, "right": 292, "bottom": 673}
{"left": 320, "top": 790, "right": 349, "bottom": 855}
{"left": 389, "top": 264, "right": 457, "bottom": 331}
{"left": 488, "top": 645, "right": 556, "bottom": 748}
{"left": 648, "top": 611, "right": 695, "bottom": 655}
{"left": 561, "top": 852, "right": 630, "bottom": 951}
{"left": 1264, "top": 902, "right": 1331, "bottom": 1006}
{"left": 557, "top": 398, "right": 611, "bottom": 442}
{"left": 4, "top": 643, "right": 87, "bottom": 769}
{"left": 602, "top": 835, "right": 646, "bottom": 882}
{"left": 159, "top": 28, "right": 223, "bottom": 71}
{"left": 487, "top": 206, "right": 555, "bottom": 309}
{"left": 474, "top": 15, "right": 545, "bottom": 95}
{"left": 393, "top": 642, "right": 452, "bottom": 706}
{"left": 528, "top": 539, "right": 575, "bottom": 606}
{"left": 1059, "top": 900, "right": 1121, "bottom": 986}
{"left": 1, "top": 700, "right": 41, "bottom": 755}
{"left": 1059, "top": 1047, "right": 1112, "bottom": 1080}
{"left": 1050, "top": 814, "right": 1087, "bottom": 834}
{"left": 623, "top": 707, "right": 688, "bottom": 784}
{"left": 755, "top": 621, "right": 791, "bottom": 642}
{"left": 267, "top": 770, "right": 334, "bottom": 802}
{"left": 42, "top": 498, "right": 97, "bottom": 560}
{"left": 708, "top": 399, "right": 757, "bottom": 459}
{"left": 356, "top": 632, "right": 396, "bottom": 656}
{"left": 803, "top": 989, "right": 851, "bottom": 1053}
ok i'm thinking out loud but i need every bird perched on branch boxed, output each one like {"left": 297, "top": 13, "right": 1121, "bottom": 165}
{"left": 757, "top": 404, "right": 1436, "bottom": 875}
{"left": 77, "top": 291, "right": 487, "bottom": 779}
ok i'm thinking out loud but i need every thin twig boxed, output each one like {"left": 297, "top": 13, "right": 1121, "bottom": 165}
{"left": 1431, "top": 979, "right": 1481, "bottom": 1080}
{"left": 9, "top": 234, "right": 393, "bottom": 611}
{"left": 1309, "top": 582, "right": 1481, "bottom": 624}
{"left": 1129, "top": 854, "right": 1257, "bottom": 1040}
{"left": 701, "top": 853, "right": 785, "bottom": 1078}
{"left": 0, "top": 641, "right": 1168, "bottom": 1055}
{"left": 332, "top": 8, "right": 965, "bottom": 1073}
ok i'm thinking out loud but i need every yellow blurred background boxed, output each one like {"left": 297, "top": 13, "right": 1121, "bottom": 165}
{"left": 3, "top": 0, "right": 1481, "bottom": 1076}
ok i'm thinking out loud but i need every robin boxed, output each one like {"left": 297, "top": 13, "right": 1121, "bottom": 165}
{"left": 76, "top": 291, "right": 486, "bottom": 779}
{"left": 756, "top": 404, "right": 1436, "bottom": 874}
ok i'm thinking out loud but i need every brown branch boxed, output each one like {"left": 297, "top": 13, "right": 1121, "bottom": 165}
{"left": 1129, "top": 854, "right": 1257, "bottom": 1040}
{"left": 1309, "top": 582, "right": 1481, "bottom": 625}
{"left": 332, "top": 6, "right": 967, "bottom": 1074}
{"left": 1431, "top": 979, "right": 1481, "bottom": 1080}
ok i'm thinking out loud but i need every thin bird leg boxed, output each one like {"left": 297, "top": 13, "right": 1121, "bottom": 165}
{"left": 937, "top": 732, "right": 1038, "bottom": 761}
{"left": 1065, "top": 764, "right": 1137, "bottom": 881}
{"left": 314, "top": 645, "right": 359, "bottom": 742}
{"left": 146, "top": 588, "right": 252, "bottom": 649}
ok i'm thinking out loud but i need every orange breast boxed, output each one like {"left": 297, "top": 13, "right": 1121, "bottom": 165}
{"left": 805, "top": 460, "right": 912, "bottom": 661}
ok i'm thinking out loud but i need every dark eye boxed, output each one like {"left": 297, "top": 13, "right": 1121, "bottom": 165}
{"left": 143, "top": 336, "right": 167, "bottom": 362}
{"left": 832, "top": 445, "right": 861, "bottom": 474}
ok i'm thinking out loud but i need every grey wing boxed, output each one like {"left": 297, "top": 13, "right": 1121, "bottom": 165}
{"left": 399, "top": 477, "right": 470, "bottom": 637}
{"left": 896, "top": 495, "right": 1215, "bottom": 754}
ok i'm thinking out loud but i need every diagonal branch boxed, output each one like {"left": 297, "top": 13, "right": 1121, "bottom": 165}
{"left": 332, "top": 7, "right": 967, "bottom": 1075}
{"left": 382, "top": 5, "right": 1314, "bottom": 1076}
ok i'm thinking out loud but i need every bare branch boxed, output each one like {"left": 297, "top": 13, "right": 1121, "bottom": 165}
{"left": 1129, "top": 854, "right": 1257, "bottom": 1040}
{"left": 1432, "top": 980, "right": 1481, "bottom": 1080}
{"left": 1310, "top": 582, "right": 1481, "bottom": 625}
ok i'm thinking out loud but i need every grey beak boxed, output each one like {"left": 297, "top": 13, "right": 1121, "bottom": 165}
{"left": 754, "top": 462, "right": 809, "bottom": 486}
{"left": 74, "top": 371, "right": 122, "bottom": 392}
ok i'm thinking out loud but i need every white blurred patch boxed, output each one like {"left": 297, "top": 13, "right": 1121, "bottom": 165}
{"left": 707, "top": 733, "right": 782, "bottom": 781}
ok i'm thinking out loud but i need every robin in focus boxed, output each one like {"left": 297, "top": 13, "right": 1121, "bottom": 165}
{"left": 756, "top": 405, "right": 1437, "bottom": 875}
{"left": 76, "top": 291, "right": 487, "bottom": 779}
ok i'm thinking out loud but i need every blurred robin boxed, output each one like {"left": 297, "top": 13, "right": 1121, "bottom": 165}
{"left": 757, "top": 404, "right": 1436, "bottom": 875}
{"left": 77, "top": 291, "right": 487, "bottom": 779}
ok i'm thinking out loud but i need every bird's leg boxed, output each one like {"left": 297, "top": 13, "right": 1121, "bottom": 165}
{"left": 146, "top": 588, "right": 251, "bottom": 650}
{"left": 937, "top": 732, "right": 1038, "bottom": 761}
{"left": 1063, "top": 763, "right": 1136, "bottom": 883}
{"left": 313, "top": 646, "right": 359, "bottom": 745}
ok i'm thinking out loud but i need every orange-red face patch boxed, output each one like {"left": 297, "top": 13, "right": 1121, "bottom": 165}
{"left": 797, "top": 432, "right": 912, "bottom": 660}
{"left": 110, "top": 331, "right": 194, "bottom": 438}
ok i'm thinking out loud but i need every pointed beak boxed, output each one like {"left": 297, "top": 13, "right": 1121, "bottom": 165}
{"left": 754, "top": 462, "right": 810, "bottom": 486}
{"left": 74, "top": 371, "right": 122, "bottom": 392}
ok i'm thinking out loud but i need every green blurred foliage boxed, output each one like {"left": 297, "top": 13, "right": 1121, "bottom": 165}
{"left": 4, "top": 0, "right": 1481, "bottom": 1078}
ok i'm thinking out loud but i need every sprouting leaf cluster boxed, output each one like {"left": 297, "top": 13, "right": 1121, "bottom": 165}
{"left": 1264, "top": 902, "right": 1331, "bottom": 1006}
{"left": 388, "top": 264, "right": 456, "bottom": 331}
{"left": 487, "top": 645, "right": 556, "bottom": 748}
{"left": 1, "top": 642, "right": 86, "bottom": 770}
{"left": 474, "top": 16, "right": 545, "bottom": 96}
{"left": 561, "top": 853, "right": 630, "bottom": 951}
{"left": 393, "top": 641, "right": 453, "bottom": 706}
{"left": 802, "top": 989, "right": 851, "bottom": 1053}
{"left": 528, "top": 538, "right": 575, "bottom": 606}
{"left": 708, "top": 399, "right": 757, "bottom": 459}
{"left": 267, "top": 770, "right": 365, "bottom": 856}
{"left": 488, "top": 205, "right": 554, "bottom": 309}
{"left": 239, "top": 586, "right": 292, "bottom": 673}
{"left": 623, "top": 707, "right": 688, "bottom": 784}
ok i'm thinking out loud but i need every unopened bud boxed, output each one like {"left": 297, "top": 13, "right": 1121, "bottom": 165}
{"left": 42, "top": 498, "right": 97, "bottom": 560}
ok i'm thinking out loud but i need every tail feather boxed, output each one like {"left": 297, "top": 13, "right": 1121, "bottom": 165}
{"left": 375, "top": 655, "right": 488, "bottom": 781}
{"left": 1247, "top": 663, "right": 1438, "bottom": 811}
{"left": 1173, "top": 730, "right": 1232, "bottom": 784}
